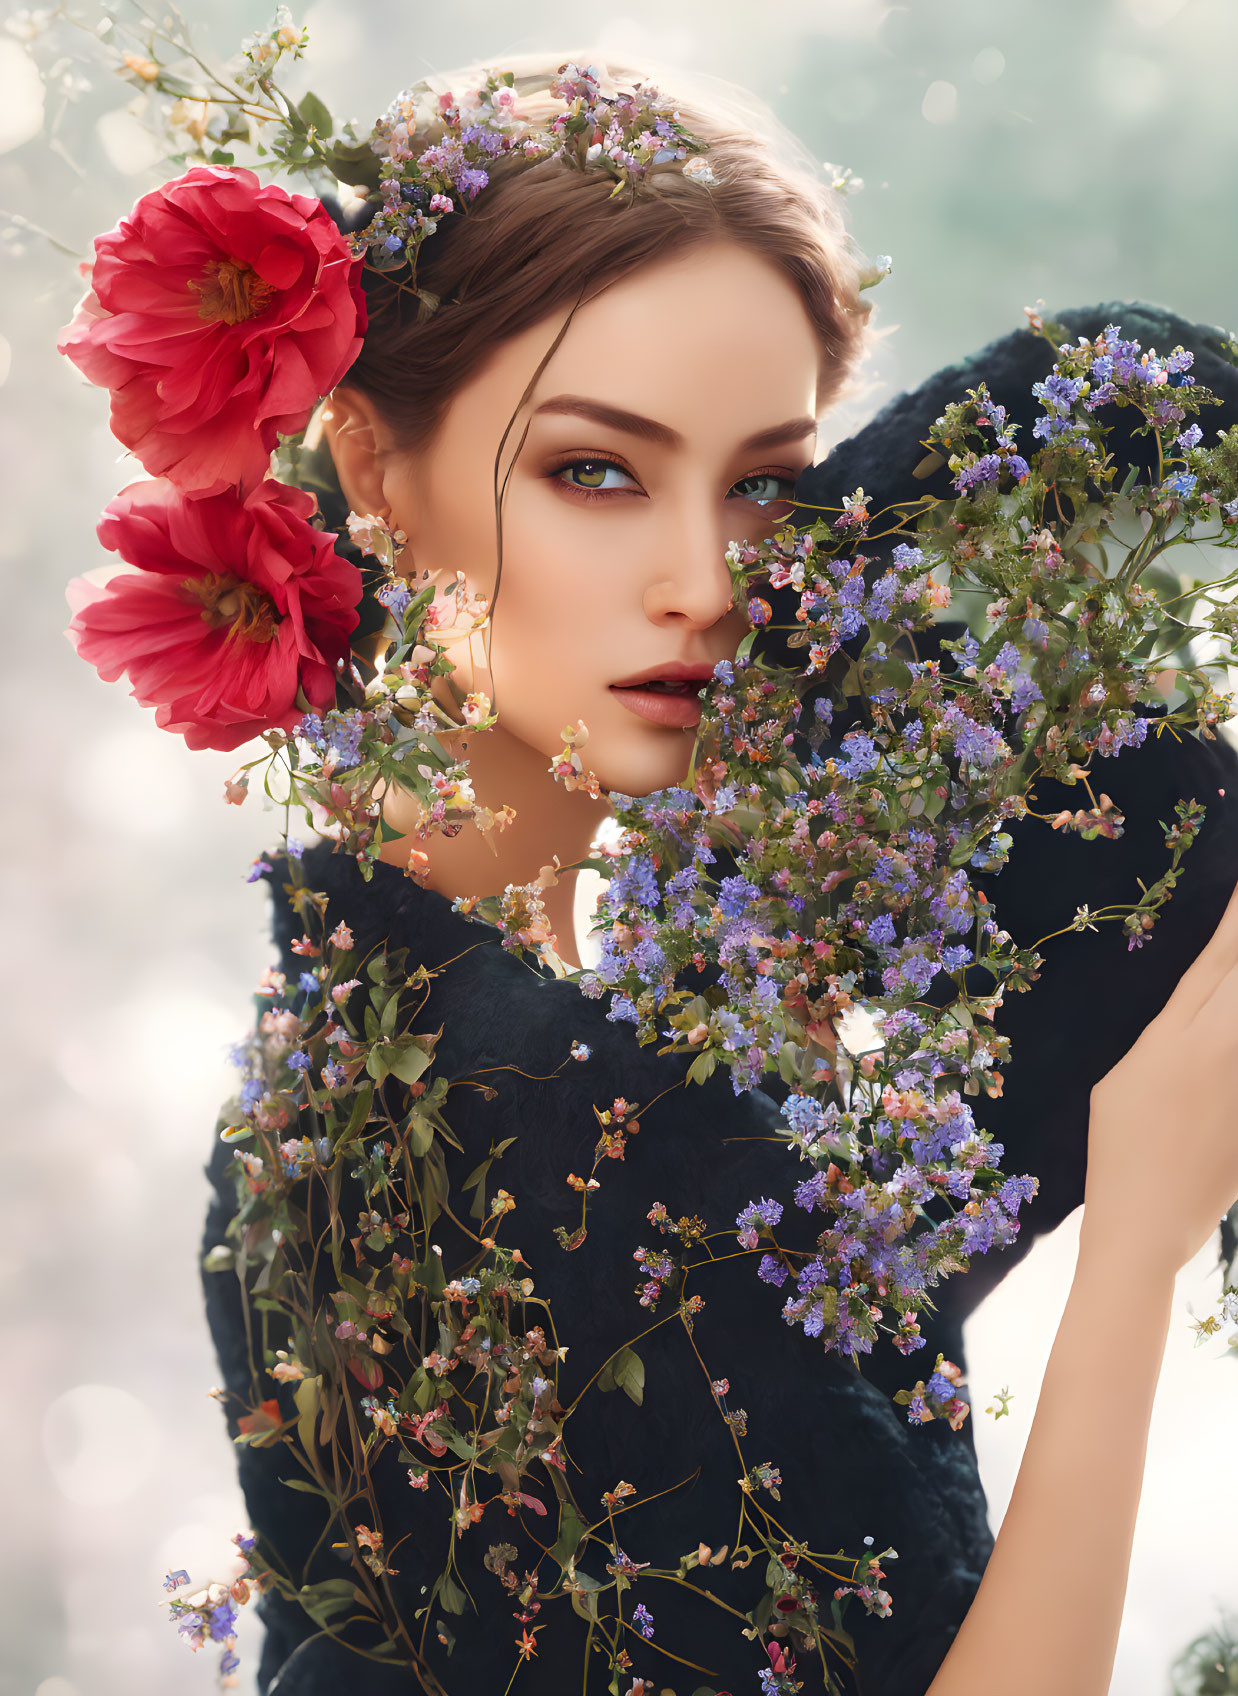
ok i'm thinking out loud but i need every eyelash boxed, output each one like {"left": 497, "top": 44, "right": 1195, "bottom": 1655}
{"left": 547, "top": 453, "right": 800, "bottom": 505}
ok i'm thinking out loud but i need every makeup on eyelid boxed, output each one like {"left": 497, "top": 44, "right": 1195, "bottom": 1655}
{"left": 545, "top": 453, "right": 801, "bottom": 505}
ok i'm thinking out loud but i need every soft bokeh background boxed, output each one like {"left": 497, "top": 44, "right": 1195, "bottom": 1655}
{"left": 5, "top": 0, "right": 1238, "bottom": 1692}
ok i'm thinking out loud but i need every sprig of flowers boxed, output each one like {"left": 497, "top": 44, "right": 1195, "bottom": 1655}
{"left": 355, "top": 64, "right": 715, "bottom": 301}
{"left": 492, "top": 318, "right": 1238, "bottom": 1364}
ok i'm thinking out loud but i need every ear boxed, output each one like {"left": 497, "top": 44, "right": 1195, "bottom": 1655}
{"left": 320, "top": 386, "right": 391, "bottom": 518}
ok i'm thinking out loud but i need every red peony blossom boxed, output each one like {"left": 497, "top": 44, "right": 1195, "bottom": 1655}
{"left": 65, "top": 476, "right": 362, "bottom": 752}
{"left": 57, "top": 165, "right": 367, "bottom": 496}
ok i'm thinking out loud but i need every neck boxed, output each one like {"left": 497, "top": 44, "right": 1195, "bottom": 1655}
{"left": 376, "top": 713, "right": 611, "bottom": 972}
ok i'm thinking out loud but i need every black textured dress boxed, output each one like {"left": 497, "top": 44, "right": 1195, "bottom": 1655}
{"left": 202, "top": 303, "right": 1238, "bottom": 1696}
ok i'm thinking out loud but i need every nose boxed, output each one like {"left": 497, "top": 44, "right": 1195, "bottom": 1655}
{"left": 642, "top": 487, "right": 743, "bottom": 629}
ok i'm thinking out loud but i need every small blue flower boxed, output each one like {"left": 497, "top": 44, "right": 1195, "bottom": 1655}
{"left": 632, "top": 1602, "right": 655, "bottom": 1639}
{"left": 866, "top": 912, "right": 896, "bottom": 947}
{"left": 952, "top": 451, "right": 1002, "bottom": 494}
{"left": 287, "top": 1050, "right": 313, "bottom": 1072}
{"left": 1010, "top": 671, "right": 1043, "bottom": 713}
{"left": 781, "top": 1094, "right": 827, "bottom": 1140}
{"left": 206, "top": 1596, "right": 239, "bottom": 1642}
{"left": 376, "top": 582, "right": 412, "bottom": 621}
{"left": 606, "top": 994, "right": 639, "bottom": 1025}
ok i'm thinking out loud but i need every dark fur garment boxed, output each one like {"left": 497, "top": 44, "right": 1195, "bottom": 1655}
{"left": 202, "top": 303, "right": 1238, "bottom": 1695}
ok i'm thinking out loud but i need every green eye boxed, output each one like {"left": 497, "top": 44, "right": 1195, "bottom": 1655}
{"left": 734, "top": 473, "right": 795, "bottom": 504}
{"left": 559, "top": 458, "right": 632, "bottom": 492}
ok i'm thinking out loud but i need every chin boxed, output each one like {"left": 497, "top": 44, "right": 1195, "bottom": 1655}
{"left": 592, "top": 737, "right": 700, "bottom": 801}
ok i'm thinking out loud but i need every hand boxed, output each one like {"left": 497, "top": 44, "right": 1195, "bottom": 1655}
{"left": 1081, "top": 868, "right": 1238, "bottom": 1276}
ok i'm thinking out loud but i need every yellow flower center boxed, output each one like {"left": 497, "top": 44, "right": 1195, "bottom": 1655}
{"left": 185, "top": 573, "right": 279, "bottom": 644}
{"left": 189, "top": 258, "right": 276, "bottom": 325}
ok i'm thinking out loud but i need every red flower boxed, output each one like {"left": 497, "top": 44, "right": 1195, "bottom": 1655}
{"left": 65, "top": 477, "right": 360, "bottom": 752}
{"left": 237, "top": 1398, "right": 282, "bottom": 1441}
{"left": 58, "top": 165, "right": 366, "bottom": 496}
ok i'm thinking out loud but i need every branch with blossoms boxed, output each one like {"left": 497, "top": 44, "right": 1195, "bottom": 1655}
{"left": 506, "top": 318, "right": 1238, "bottom": 1365}
{"left": 198, "top": 843, "right": 891, "bottom": 1696}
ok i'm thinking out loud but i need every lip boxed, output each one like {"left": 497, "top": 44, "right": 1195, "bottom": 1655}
{"left": 609, "top": 661, "right": 718, "bottom": 730}
{"left": 610, "top": 683, "right": 706, "bottom": 729}
{"left": 610, "top": 660, "right": 719, "bottom": 688}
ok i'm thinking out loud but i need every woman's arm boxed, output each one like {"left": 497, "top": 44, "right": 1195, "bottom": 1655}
{"left": 924, "top": 1221, "right": 1176, "bottom": 1695}
{"left": 926, "top": 865, "right": 1238, "bottom": 1696}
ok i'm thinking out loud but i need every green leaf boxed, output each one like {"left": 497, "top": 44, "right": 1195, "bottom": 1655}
{"left": 913, "top": 450, "right": 946, "bottom": 480}
{"left": 569, "top": 1582, "right": 599, "bottom": 1623}
{"left": 408, "top": 1111, "right": 435, "bottom": 1158}
{"left": 383, "top": 1041, "right": 432, "bottom": 1086}
{"left": 548, "top": 1505, "right": 586, "bottom": 1575}
{"left": 296, "top": 1578, "right": 366, "bottom": 1628}
{"left": 321, "top": 139, "right": 381, "bottom": 191}
{"left": 293, "top": 1373, "right": 323, "bottom": 1456}
{"left": 298, "top": 90, "right": 334, "bottom": 137}
{"left": 596, "top": 1345, "right": 645, "bottom": 1406}
{"left": 208, "top": 148, "right": 235, "bottom": 166}
{"left": 343, "top": 1082, "right": 374, "bottom": 1141}
{"left": 411, "top": 1250, "right": 447, "bottom": 1300}
{"left": 685, "top": 1048, "right": 719, "bottom": 1087}
{"left": 281, "top": 1477, "right": 328, "bottom": 1497}
{"left": 436, "top": 1572, "right": 468, "bottom": 1615}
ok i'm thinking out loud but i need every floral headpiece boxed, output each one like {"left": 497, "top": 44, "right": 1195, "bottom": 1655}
{"left": 57, "top": 22, "right": 717, "bottom": 754}
{"left": 355, "top": 63, "right": 717, "bottom": 299}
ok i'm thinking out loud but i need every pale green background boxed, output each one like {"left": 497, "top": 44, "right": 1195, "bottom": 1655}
{"left": 4, "top": 0, "right": 1237, "bottom": 1692}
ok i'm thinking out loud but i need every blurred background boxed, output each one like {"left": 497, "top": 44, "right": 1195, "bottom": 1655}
{"left": 4, "top": 0, "right": 1238, "bottom": 1692}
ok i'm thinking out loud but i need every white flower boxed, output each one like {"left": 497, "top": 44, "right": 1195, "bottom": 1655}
{"left": 682, "top": 157, "right": 717, "bottom": 185}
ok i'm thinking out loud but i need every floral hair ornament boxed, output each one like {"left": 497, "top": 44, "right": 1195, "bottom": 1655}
{"left": 353, "top": 62, "right": 718, "bottom": 310}
{"left": 56, "top": 12, "right": 723, "bottom": 754}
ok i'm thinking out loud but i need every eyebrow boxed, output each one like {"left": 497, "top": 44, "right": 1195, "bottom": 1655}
{"left": 531, "top": 394, "right": 819, "bottom": 456}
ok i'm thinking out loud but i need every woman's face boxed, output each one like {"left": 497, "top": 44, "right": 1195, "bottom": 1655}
{"left": 346, "top": 238, "right": 823, "bottom": 799}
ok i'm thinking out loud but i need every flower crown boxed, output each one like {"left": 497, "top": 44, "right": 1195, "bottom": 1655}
{"left": 57, "top": 30, "right": 719, "bottom": 754}
{"left": 356, "top": 63, "right": 717, "bottom": 302}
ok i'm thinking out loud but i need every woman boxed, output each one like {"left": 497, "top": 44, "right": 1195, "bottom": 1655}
{"left": 187, "top": 50, "right": 1238, "bottom": 1696}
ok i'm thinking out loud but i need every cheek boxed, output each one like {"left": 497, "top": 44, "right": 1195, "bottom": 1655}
{"left": 487, "top": 529, "right": 620, "bottom": 729}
